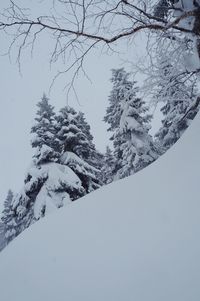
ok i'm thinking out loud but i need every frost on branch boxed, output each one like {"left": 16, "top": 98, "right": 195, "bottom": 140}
{"left": 153, "top": 48, "right": 200, "bottom": 150}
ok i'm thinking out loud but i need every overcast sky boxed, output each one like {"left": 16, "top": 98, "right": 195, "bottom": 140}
{"left": 0, "top": 1, "right": 162, "bottom": 211}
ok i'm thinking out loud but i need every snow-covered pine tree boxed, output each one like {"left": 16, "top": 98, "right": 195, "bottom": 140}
{"left": 5, "top": 96, "right": 86, "bottom": 243}
{"left": 104, "top": 68, "right": 127, "bottom": 135}
{"left": 31, "top": 93, "right": 59, "bottom": 164}
{"left": 154, "top": 58, "right": 199, "bottom": 151}
{"left": 104, "top": 68, "right": 133, "bottom": 175}
{"left": 117, "top": 94, "right": 160, "bottom": 179}
{"left": 11, "top": 160, "right": 85, "bottom": 229}
{"left": 56, "top": 106, "right": 102, "bottom": 193}
{"left": 101, "top": 146, "right": 116, "bottom": 184}
{"left": 104, "top": 68, "right": 159, "bottom": 179}
{"left": 0, "top": 190, "right": 17, "bottom": 249}
{"left": 76, "top": 112, "right": 95, "bottom": 156}
{"left": 76, "top": 111, "right": 105, "bottom": 172}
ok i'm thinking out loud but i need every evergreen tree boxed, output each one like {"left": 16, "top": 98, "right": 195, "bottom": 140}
{"left": 31, "top": 93, "right": 59, "bottom": 164}
{"left": 6, "top": 159, "right": 85, "bottom": 240}
{"left": 6, "top": 97, "right": 89, "bottom": 241}
{"left": 2, "top": 96, "right": 105, "bottom": 244}
{"left": 0, "top": 190, "right": 17, "bottom": 248}
{"left": 76, "top": 111, "right": 94, "bottom": 149}
{"left": 104, "top": 68, "right": 159, "bottom": 179}
{"left": 76, "top": 111, "right": 105, "bottom": 172}
{"left": 56, "top": 106, "right": 102, "bottom": 193}
{"left": 13, "top": 161, "right": 85, "bottom": 221}
{"left": 101, "top": 146, "right": 116, "bottom": 184}
{"left": 154, "top": 60, "right": 199, "bottom": 150}
{"left": 104, "top": 68, "right": 134, "bottom": 175}
{"left": 104, "top": 68, "right": 130, "bottom": 136}
{"left": 117, "top": 93, "right": 159, "bottom": 178}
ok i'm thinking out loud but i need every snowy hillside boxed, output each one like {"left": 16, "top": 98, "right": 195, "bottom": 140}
{"left": 0, "top": 113, "right": 200, "bottom": 301}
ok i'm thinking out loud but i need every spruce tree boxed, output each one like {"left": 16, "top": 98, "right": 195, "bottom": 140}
{"left": 76, "top": 111, "right": 104, "bottom": 171}
{"left": 104, "top": 68, "right": 134, "bottom": 175}
{"left": 101, "top": 146, "right": 116, "bottom": 184}
{"left": 104, "top": 68, "right": 129, "bottom": 136}
{"left": 0, "top": 190, "right": 17, "bottom": 248}
{"left": 31, "top": 93, "right": 59, "bottom": 164}
{"left": 2, "top": 96, "right": 105, "bottom": 244}
{"left": 76, "top": 111, "right": 96, "bottom": 159}
{"left": 7, "top": 96, "right": 87, "bottom": 240}
{"left": 154, "top": 60, "right": 199, "bottom": 150}
{"left": 104, "top": 68, "right": 159, "bottom": 179}
{"left": 117, "top": 92, "right": 159, "bottom": 178}
{"left": 56, "top": 106, "right": 101, "bottom": 193}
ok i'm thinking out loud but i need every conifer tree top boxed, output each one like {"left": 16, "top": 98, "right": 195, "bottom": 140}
{"left": 31, "top": 94, "right": 58, "bottom": 164}
{"left": 35, "top": 93, "right": 55, "bottom": 120}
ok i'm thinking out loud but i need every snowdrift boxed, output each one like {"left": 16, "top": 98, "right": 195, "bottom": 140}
{"left": 0, "top": 114, "right": 200, "bottom": 301}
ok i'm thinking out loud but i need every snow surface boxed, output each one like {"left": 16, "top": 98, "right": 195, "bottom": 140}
{"left": 0, "top": 113, "right": 200, "bottom": 300}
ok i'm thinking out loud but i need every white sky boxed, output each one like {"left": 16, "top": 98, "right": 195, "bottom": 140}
{"left": 0, "top": 1, "right": 161, "bottom": 211}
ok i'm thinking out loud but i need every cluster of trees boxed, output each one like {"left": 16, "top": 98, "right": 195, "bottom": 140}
{"left": 0, "top": 0, "right": 200, "bottom": 250}
{"left": 1, "top": 64, "right": 199, "bottom": 250}
{"left": 103, "top": 66, "right": 199, "bottom": 183}
{"left": 0, "top": 94, "right": 103, "bottom": 248}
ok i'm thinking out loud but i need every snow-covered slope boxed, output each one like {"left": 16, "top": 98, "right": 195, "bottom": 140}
{"left": 0, "top": 114, "right": 200, "bottom": 301}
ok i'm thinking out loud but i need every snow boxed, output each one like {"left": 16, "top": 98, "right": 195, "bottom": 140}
{"left": 183, "top": 46, "right": 200, "bottom": 72}
{"left": 0, "top": 113, "right": 200, "bottom": 300}
{"left": 119, "top": 109, "right": 140, "bottom": 133}
{"left": 61, "top": 151, "right": 99, "bottom": 173}
{"left": 33, "top": 162, "right": 81, "bottom": 219}
{"left": 34, "top": 144, "right": 56, "bottom": 163}
{"left": 164, "top": 1, "right": 200, "bottom": 75}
